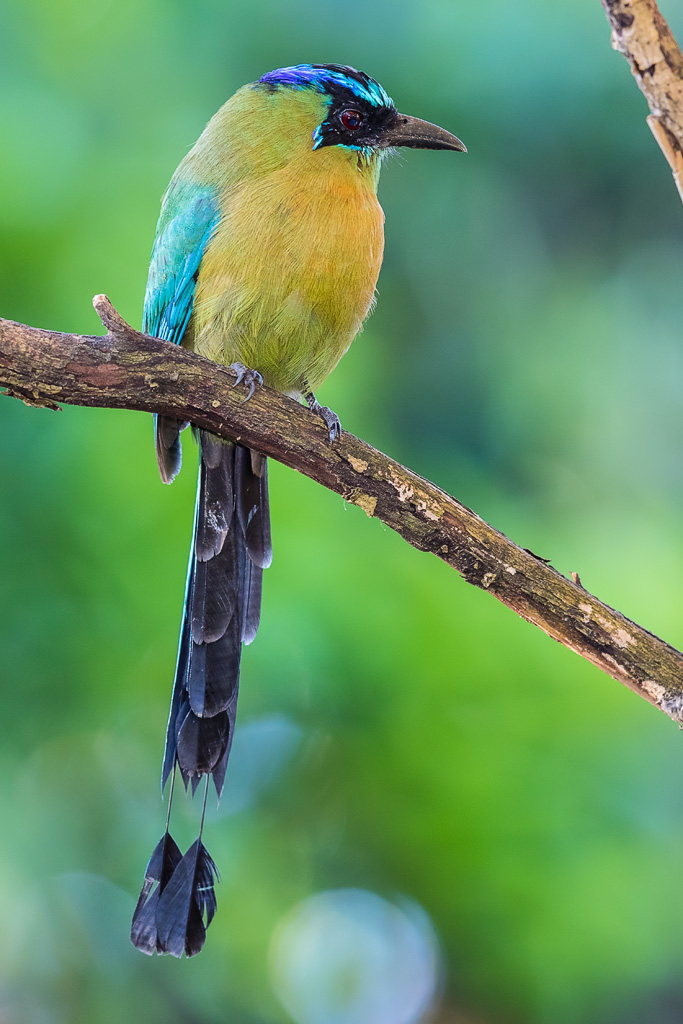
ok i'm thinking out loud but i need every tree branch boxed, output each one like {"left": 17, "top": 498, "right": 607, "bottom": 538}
{"left": 1, "top": 296, "right": 682, "bottom": 719}
{"left": 600, "top": 0, "right": 683, "bottom": 201}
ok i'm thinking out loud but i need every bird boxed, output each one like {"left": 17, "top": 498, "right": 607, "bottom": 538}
{"left": 130, "top": 63, "right": 465, "bottom": 958}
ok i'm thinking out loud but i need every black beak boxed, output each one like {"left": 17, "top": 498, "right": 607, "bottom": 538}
{"left": 379, "top": 113, "right": 466, "bottom": 152}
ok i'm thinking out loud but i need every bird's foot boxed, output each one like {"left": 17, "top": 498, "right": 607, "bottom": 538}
{"left": 229, "top": 362, "right": 263, "bottom": 401}
{"left": 305, "top": 392, "right": 342, "bottom": 442}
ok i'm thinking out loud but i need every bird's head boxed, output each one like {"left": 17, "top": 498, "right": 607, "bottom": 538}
{"left": 256, "top": 64, "right": 466, "bottom": 160}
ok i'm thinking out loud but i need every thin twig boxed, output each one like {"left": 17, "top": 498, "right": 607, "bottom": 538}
{"left": 1, "top": 296, "right": 682, "bottom": 719}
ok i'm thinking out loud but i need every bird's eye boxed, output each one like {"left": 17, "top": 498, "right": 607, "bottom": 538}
{"left": 341, "top": 109, "right": 364, "bottom": 131}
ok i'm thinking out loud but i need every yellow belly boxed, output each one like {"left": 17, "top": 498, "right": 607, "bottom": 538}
{"left": 189, "top": 154, "right": 384, "bottom": 395}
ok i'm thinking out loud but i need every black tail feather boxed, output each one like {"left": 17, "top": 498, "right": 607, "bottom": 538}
{"left": 172, "top": 435, "right": 268, "bottom": 775}
{"left": 187, "top": 625, "right": 242, "bottom": 717}
{"left": 131, "top": 831, "right": 183, "bottom": 955}
{"left": 155, "top": 838, "right": 219, "bottom": 958}
{"left": 235, "top": 446, "right": 272, "bottom": 569}
{"left": 155, "top": 414, "right": 189, "bottom": 485}
{"left": 132, "top": 831, "right": 219, "bottom": 959}
{"left": 190, "top": 525, "right": 241, "bottom": 644}
{"left": 210, "top": 714, "right": 235, "bottom": 798}
{"left": 136, "top": 432, "right": 270, "bottom": 956}
{"left": 195, "top": 441, "right": 234, "bottom": 561}
{"left": 176, "top": 704, "right": 230, "bottom": 779}
{"left": 242, "top": 558, "right": 263, "bottom": 645}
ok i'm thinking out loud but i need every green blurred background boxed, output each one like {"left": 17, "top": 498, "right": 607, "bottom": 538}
{"left": 2, "top": 0, "right": 683, "bottom": 1021}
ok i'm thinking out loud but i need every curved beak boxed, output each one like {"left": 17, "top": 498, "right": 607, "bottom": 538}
{"left": 380, "top": 113, "right": 467, "bottom": 152}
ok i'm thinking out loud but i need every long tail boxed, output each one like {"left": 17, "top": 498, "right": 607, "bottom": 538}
{"left": 132, "top": 424, "right": 271, "bottom": 957}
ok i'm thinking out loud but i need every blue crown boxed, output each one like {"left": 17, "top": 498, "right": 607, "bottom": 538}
{"left": 259, "top": 64, "right": 393, "bottom": 110}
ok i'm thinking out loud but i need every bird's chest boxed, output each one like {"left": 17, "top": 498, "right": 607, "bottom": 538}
{"left": 192, "top": 163, "right": 384, "bottom": 391}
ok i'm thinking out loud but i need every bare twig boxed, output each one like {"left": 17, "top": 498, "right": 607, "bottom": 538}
{"left": 1, "top": 297, "right": 683, "bottom": 718}
{"left": 600, "top": 0, "right": 683, "bottom": 200}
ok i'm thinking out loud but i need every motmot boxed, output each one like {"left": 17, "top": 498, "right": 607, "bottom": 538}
{"left": 131, "top": 63, "right": 465, "bottom": 957}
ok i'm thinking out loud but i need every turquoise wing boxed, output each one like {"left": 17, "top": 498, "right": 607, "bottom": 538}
{"left": 144, "top": 180, "right": 220, "bottom": 482}
{"left": 143, "top": 181, "right": 220, "bottom": 345}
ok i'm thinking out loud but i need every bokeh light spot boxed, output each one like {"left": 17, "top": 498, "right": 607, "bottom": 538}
{"left": 269, "top": 888, "right": 442, "bottom": 1024}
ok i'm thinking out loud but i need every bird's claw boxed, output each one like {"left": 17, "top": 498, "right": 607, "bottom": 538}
{"left": 229, "top": 362, "right": 263, "bottom": 401}
{"left": 319, "top": 406, "right": 342, "bottom": 442}
{"left": 305, "top": 392, "right": 342, "bottom": 442}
